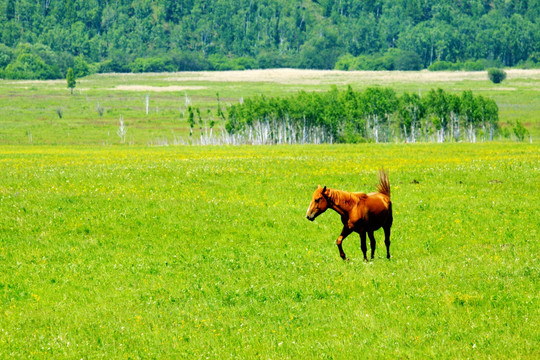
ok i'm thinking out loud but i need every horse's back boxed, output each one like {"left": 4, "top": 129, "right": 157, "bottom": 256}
{"left": 364, "top": 192, "right": 392, "bottom": 230}
{"left": 353, "top": 192, "right": 368, "bottom": 200}
{"left": 366, "top": 192, "right": 391, "bottom": 210}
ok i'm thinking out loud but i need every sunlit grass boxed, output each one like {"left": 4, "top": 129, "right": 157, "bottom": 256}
{"left": 0, "top": 143, "right": 538, "bottom": 358}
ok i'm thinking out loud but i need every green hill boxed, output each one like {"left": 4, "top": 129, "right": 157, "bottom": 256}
{"left": 0, "top": 0, "right": 539, "bottom": 78}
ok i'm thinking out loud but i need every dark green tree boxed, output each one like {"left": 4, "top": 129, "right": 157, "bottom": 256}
{"left": 66, "top": 67, "right": 76, "bottom": 94}
{"left": 6, "top": 0, "right": 16, "bottom": 20}
{"left": 187, "top": 106, "right": 195, "bottom": 137}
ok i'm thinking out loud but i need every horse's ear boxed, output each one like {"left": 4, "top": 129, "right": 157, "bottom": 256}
{"left": 322, "top": 186, "right": 327, "bottom": 195}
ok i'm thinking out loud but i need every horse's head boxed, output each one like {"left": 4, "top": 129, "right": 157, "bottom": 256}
{"left": 306, "top": 185, "right": 329, "bottom": 221}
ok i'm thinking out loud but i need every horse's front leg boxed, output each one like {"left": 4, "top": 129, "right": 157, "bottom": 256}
{"left": 336, "top": 227, "right": 353, "bottom": 260}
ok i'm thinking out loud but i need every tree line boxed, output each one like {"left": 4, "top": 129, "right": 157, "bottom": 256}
{"left": 224, "top": 87, "right": 501, "bottom": 144}
{"left": 0, "top": 0, "right": 539, "bottom": 79}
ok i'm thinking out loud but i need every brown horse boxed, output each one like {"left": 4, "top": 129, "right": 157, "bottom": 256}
{"left": 306, "top": 169, "right": 393, "bottom": 261}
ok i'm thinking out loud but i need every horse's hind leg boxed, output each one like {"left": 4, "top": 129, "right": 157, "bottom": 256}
{"left": 368, "top": 231, "right": 376, "bottom": 260}
{"left": 360, "top": 231, "right": 368, "bottom": 262}
{"left": 383, "top": 225, "right": 391, "bottom": 259}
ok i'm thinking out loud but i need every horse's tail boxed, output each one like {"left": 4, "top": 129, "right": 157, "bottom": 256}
{"left": 377, "top": 168, "right": 390, "bottom": 197}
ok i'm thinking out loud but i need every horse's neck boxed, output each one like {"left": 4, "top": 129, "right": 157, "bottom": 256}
{"left": 328, "top": 189, "right": 354, "bottom": 216}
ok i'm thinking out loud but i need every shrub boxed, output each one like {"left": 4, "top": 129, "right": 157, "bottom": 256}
{"left": 208, "top": 54, "right": 234, "bottom": 70}
{"left": 169, "top": 51, "right": 211, "bottom": 71}
{"left": 73, "top": 55, "right": 91, "bottom": 77}
{"left": 334, "top": 49, "right": 422, "bottom": 71}
{"left": 463, "top": 60, "right": 486, "bottom": 71}
{"left": 487, "top": 68, "right": 507, "bottom": 84}
{"left": 97, "top": 52, "right": 131, "bottom": 73}
{"left": 512, "top": 121, "right": 529, "bottom": 141}
{"left": 129, "top": 57, "right": 176, "bottom": 73}
{"left": 334, "top": 54, "right": 356, "bottom": 70}
{"left": 391, "top": 49, "right": 423, "bottom": 71}
{"left": 208, "top": 54, "right": 258, "bottom": 71}
{"left": 257, "top": 51, "right": 295, "bottom": 69}
{"left": 516, "top": 53, "right": 540, "bottom": 69}
{"left": 3, "top": 53, "right": 61, "bottom": 79}
{"left": 233, "top": 57, "right": 257, "bottom": 70}
{"left": 428, "top": 61, "right": 460, "bottom": 71}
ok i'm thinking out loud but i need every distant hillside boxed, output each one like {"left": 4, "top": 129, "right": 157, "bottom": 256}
{"left": 0, "top": 0, "right": 539, "bottom": 79}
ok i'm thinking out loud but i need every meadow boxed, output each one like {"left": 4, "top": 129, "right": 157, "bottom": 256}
{"left": 0, "top": 143, "right": 538, "bottom": 358}
{"left": 0, "top": 70, "right": 539, "bottom": 358}
{"left": 0, "top": 69, "right": 539, "bottom": 145}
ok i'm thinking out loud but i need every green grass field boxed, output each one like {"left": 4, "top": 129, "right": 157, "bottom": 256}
{"left": 1, "top": 143, "right": 538, "bottom": 358}
{"left": 1, "top": 69, "right": 539, "bottom": 145}
{"left": 1, "top": 70, "right": 539, "bottom": 358}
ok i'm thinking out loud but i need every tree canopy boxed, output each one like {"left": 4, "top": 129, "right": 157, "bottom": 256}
{"left": 225, "top": 87, "right": 500, "bottom": 144}
{"left": 0, "top": 0, "right": 539, "bottom": 79}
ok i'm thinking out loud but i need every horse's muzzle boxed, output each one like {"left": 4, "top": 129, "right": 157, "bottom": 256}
{"left": 306, "top": 215, "right": 315, "bottom": 221}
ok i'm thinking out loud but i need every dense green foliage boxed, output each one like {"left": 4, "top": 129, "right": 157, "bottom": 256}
{"left": 1, "top": 144, "right": 538, "bottom": 358}
{"left": 0, "top": 0, "right": 539, "bottom": 78}
{"left": 226, "top": 87, "right": 499, "bottom": 143}
{"left": 488, "top": 68, "right": 508, "bottom": 84}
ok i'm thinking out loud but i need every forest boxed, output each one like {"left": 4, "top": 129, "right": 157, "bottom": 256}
{"left": 0, "top": 0, "right": 539, "bottom": 79}
{"left": 222, "top": 87, "right": 504, "bottom": 144}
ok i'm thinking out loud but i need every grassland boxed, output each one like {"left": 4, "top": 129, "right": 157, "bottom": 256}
{"left": 1, "top": 143, "right": 538, "bottom": 358}
{"left": 0, "top": 69, "right": 539, "bottom": 145}
{"left": 1, "top": 70, "right": 539, "bottom": 358}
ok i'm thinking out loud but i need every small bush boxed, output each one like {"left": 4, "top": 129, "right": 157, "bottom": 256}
{"left": 169, "top": 51, "right": 212, "bottom": 71}
{"left": 98, "top": 58, "right": 130, "bottom": 73}
{"left": 392, "top": 50, "right": 423, "bottom": 71}
{"left": 96, "top": 103, "right": 104, "bottom": 117}
{"left": 334, "top": 54, "right": 355, "bottom": 70}
{"left": 488, "top": 68, "right": 507, "bottom": 84}
{"left": 3, "top": 53, "right": 61, "bottom": 79}
{"left": 463, "top": 60, "right": 486, "bottom": 71}
{"left": 55, "top": 107, "right": 63, "bottom": 119}
{"left": 428, "top": 61, "right": 460, "bottom": 71}
{"left": 339, "top": 132, "right": 368, "bottom": 144}
{"left": 208, "top": 54, "right": 259, "bottom": 71}
{"left": 512, "top": 121, "right": 529, "bottom": 141}
{"left": 129, "top": 57, "right": 175, "bottom": 73}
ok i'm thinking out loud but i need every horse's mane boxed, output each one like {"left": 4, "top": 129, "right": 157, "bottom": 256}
{"left": 327, "top": 188, "right": 365, "bottom": 208}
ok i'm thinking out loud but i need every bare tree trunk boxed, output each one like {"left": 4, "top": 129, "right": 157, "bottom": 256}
{"left": 373, "top": 115, "right": 379, "bottom": 143}
{"left": 402, "top": 124, "right": 408, "bottom": 143}
{"left": 411, "top": 117, "right": 416, "bottom": 143}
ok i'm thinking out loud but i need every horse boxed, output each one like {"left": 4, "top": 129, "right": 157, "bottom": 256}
{"left": 306, "top": 169, "right": 393, "bottom": 261}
